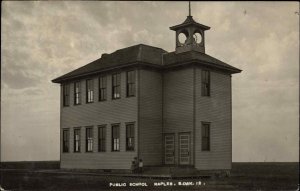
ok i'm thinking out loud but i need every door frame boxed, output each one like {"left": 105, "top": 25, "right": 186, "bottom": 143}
{"left": 178, "top": 132, "right": 191, "bottom": 165}
{"left": 163, "top": 133, "right": 175, "bottom": 165}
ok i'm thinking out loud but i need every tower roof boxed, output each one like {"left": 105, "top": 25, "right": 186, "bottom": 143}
{"left": 170, "top": 16, "right": 210, "bottom": 31}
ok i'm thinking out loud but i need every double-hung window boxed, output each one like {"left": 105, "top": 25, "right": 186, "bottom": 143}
{"left": 201, "top": 70, "right": 210, "bottom": 96}
{"left": 126, "top": 71, "right": 136, "bottom": 97}
{"left": 201, "top": 123, "right": 210, "bottom": 151}
{"left": 86, "top": 127, "right": 93, "bottom": 152}
{"left": 62, "top": 129, "right": 69, "bottom": 153}
{"left": 74, "top": 128, "right": 81, "bottom": 152}
{"left": 126, "top": 123, "right": 135, "bottom": 151}
{"left": 86, "top": 79, "right": 94, "bottom": 103}
{"left": 112, "top": 124, "right": 120, "bottom": 151}
{"left": 98, "top": 126, "right": 106, "bottom": 152}
{"left": 74, "top": 82, "right": 81, "bottom": 105}
{"left": 99, "top": 76, "right": 107, "bottom": 101}
{"left": 112, "top": 73, "right": 121, "bottom": 99}
{"left": 63, "top": 84, "right": 70, "bottom": 107}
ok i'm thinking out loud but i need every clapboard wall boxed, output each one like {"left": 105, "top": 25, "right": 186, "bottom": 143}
{"left": 195, "top": 67, "right": 232, "bottom": 170}
{"left": 163, "top": 67, "right": 194, "bottom": 165}
{"left": 60, "top": 70, "right": 138, "bottom": 169}
{"left": 138, "top": 69, "right": 163, "bottom": 166}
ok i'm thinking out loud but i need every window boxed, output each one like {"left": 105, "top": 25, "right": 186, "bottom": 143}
{"left": 86, "top": 79, "right": 94, "bottom": 103}
{"left": 201, "top": 123, "right": 210, "bottom": 151}
{"left": 62, "top": 129, "right": 69, "bottom": 153}
{"left": 112, "top": 73, "right": 121, "bottom": 99}
{"left": 201, "top": 70, "right": 210, "bottom": 96}
{"left": 99, "top": 76, "right": 107, "bottom": 101}
{"left": 98, "top": 126, "right": 106, "bottom": 152}
{"left": 86, "top": 127, "right": 93, "bottom": 152}
{"left": 74, "top": 128, "right": 81, "bottom": 152}
{"left": 112, "top": 124, "right": 120, "bottom": 151}
{"left": 126, "top": 71, "right": 136, "bottom": 97}
{"left": 126, "top": 123, "right": 135, "bottom": 151}
{"left": 74, "top": 82, "right": 81, "bottom": 105}
{"left": 63, "top": 84, "right": 70, "bottom": 106}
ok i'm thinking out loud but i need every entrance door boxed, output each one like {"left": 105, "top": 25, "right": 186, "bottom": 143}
{"left": 164, "top": 134, "right": 175, "bottom": 164}
{"left": 179, "top": 133, "right": 190, "bottom": 165}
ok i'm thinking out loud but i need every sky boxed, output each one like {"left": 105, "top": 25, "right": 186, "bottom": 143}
{"left": 1, "top": 1, "right": 299, "bottom": 162}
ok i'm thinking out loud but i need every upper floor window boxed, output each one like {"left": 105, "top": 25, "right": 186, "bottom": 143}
{"left": 86, "top": 127, "right": 93, "bottom": 152}
{"left": 126, "top": 123, "right": 135, "bottom": 151}
{"left": 112, "top": 73, "right": 121, "bottom": 99}
{"left": 201, "top": 70, "right": 210, "bottom": 96}
{"left": 63, "top": 84, "right": 70, "bottom": 107}
{"left": 126, "top": 71, "right": 136, "bottom": 97}
{"left": 98, "top": 125, "right": 106, "bottom": 152}
{"left": 62, "top": 129, "right": 69, "bottom": 153}
{"left": 201, "top": 123, "right": 210, "bottom": 151}
{"left": 74, "top": 81, "right": 81, "bottom": 105}
{"left": 112, "top": 124, "right": 120, "bottom": 151}
{"left": 74, "top": 128, "right": 81, "bottom": 152}
{"left": 86, "top": 79, "right": 94, "bottom": 103}
{"left": 99, "top": 76, "right": 107, "bottom": 101}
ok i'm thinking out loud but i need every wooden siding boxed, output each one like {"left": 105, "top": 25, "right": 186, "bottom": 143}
{"left": 139, "top": 69, "right": 163, "bottom": 166}
{"left": 60, "top": 70, "right": 138, "bottom": 169}
{"left": 163, "top": 67, "right": 194, "bottom": 165}
{"left": 195, "top": 67, "right": 232, "bottom": 170}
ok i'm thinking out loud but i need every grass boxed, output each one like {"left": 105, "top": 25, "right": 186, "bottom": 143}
{"left": 0, "top": 162, "right": 298, "bottom": 191}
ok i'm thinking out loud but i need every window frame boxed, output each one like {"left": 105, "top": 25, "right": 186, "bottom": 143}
{"left": 74, "top": 128, "right": 81, "bottom": 153}
{"left": 74, "top": 81, "right": 81, "bottom": 105}
{"left": 126, "top": 123, "right": 135, "bottom": 151}
{"left": 62, "top": 84, "right": 70, "bottom": 107}
{"left": 86, "top": 79, "right": 94, "bottom": 103}
{"left": 98, "top": 125, "right": 106, "bottom": 152}
{"left": 201, "top": 122, "right": 210, "bottom": 151}
{"left": 201, "top": 70, "right": 210, "bottom": 96}
{"left": 126, "top": 70, "right": 136, "bottom": 97}
{"left": 62, "top": 128, "right": 69, "bottom": 153}
{"left": 99, "top": 75, "right": 107, "bottom": 101}
{"left": 85, "top": 127, "right": 93, "bottom": 152}
{"left": 111, "top": 124, "right": 120, "bottom": 152}
{"left": 112, "top": 73, "right": 121, "bottom": 100}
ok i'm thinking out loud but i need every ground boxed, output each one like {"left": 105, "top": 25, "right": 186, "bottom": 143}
{"left": 0, "top": 163, "right": 298, "bottom": 191}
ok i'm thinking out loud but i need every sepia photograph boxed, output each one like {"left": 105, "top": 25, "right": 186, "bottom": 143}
{"left": 1, "top": 1, "right": 299, "bottom": 190}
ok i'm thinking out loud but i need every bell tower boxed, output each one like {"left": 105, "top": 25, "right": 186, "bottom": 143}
{"left": 170, "top": 2, "right": 210, "bottom": 54}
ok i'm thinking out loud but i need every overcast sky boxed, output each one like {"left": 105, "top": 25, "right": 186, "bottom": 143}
{"left": 1, "top": 1, "right": 299, "bottom": 162}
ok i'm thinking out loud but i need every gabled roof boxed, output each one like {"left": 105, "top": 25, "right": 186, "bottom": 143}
{"left": 170, "top": 16, "right": 210, "bottom": 31}
{"left": 52, "top": 44, "right": 167, "bottom": 83}
{"left": 163, "top": 51, "right": 241, "bottom": 73}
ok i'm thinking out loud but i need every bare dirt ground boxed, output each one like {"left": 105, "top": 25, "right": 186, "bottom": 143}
{"left": 0, "top": 162, "right": 298, "bottom": 191}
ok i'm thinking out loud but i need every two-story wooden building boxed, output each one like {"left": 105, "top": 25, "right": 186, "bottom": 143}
{"left": 52, "top": 13, "right": 241, "bottom": 171}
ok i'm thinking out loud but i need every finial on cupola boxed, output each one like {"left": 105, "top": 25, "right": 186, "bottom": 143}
{"left": 189, "top": 1, "right": 191, "bottom": 16}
